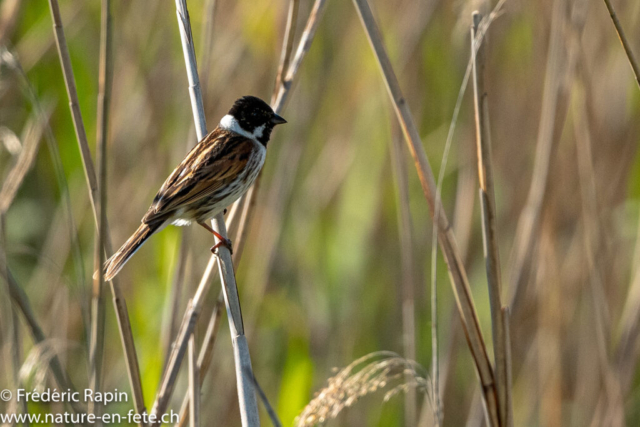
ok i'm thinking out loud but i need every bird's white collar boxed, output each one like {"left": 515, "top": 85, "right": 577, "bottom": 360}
{"left": 219, "top": 115, "right": 265, "bottom": 142}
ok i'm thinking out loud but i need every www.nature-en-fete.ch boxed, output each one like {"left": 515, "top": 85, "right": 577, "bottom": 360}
{"left": 0, "top": 388, "right": 178, "bottom": 424}
{"left": 0, "top": 410, "right": 179, "bottom": 425}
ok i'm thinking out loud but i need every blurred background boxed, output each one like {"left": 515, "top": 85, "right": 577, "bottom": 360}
{"left": 1, "top": 0, "right": 640, "bottom": 425}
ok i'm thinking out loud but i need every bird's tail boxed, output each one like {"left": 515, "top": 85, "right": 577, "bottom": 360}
{"left": 95, "top": 222, "right": 161, "bottom": 281}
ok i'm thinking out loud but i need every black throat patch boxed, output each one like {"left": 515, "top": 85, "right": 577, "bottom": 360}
{"left": 228, "top": 96, "right": 276, "bottom": 146}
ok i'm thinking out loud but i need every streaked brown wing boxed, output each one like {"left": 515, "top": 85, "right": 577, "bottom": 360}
{"left": 142, "top": 127, "right": 255, "bottom": 223}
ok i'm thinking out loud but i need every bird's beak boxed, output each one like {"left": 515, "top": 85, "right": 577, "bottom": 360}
{"left": 271, "top": 114, "right": 287, "bottom": 125}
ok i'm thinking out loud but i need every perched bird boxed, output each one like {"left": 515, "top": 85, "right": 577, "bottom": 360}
{"left": 98, "top": 96, "right": 286, "bottom": 281}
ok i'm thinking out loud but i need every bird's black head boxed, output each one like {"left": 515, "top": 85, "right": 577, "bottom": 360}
{"left": 222, "top": 96, "right": 286, "bottom": 146}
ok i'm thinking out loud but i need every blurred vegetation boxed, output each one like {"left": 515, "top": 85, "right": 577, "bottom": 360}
{"left": 1, "top": 0, "right": 640, "bottom": 426}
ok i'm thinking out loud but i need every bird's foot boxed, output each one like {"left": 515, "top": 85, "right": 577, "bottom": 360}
{"left": 211, "top": 237, "right": 233, "bottom": 255}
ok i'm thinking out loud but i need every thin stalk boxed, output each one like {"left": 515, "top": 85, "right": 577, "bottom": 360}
{"left": 188, "top": 335, "right": 200, "bottom": 427}
{"left": 161, "top": 232, "right": 190, "bottom": 372}
{"left": 151, "top": 1, "right": 261, "bottom": 425}
{"left": 471, "top": 12, "right": 510, "bottom": 427}
{"left": 602, "top": 0, "right": 640, "bottom": 89}
{"left": 424, "top": 23, "right": 476, "bottom": 427}
{"left": 251, "top": 374, "right": 284, "bottom": 427}
{"left": 173, "top": 0, "right": 327, "bottom": 422}
{"left": 47, "top": 0, "right": 146, "bottom": 416}
{"left": 237, "top": 0, "right": 326, "bottom": 264}
{"left": 272, "top": 0, "right": 299, "bottom": 104}
{"left": 173, "top": 195, "right": 246, "bottom": 427}
{"left": 420, "top": 4, "right": 508, "bottom": 424}
{"left": 272, "top": 0, "right": 327, "bottom": 112}
{"left": 89, "top": 0, "right": 112, "bottom": 416}
{"left": 389, "top": 128, "right": 417, "bottom": 427}
{"left": 176, "top": 298, "right": 223, "bottom": 427}
{"left": 162, "top": 0, "right": 216, "bottom": 378}
{"left": 151, "top": 253, "right": 218, "bottom": 425}
{"left": 501, "top": 308, "right": 513, "bottom": 427}
{"left": 47, "top": 0, "right": 98, "bottom": 220}
{"left": 351, "top": 0, "right": 500, "bottom": 425}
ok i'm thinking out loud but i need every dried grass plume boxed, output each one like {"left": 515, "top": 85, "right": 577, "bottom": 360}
{"left": 296, "top": 352, "right": 431, "bottom": 427}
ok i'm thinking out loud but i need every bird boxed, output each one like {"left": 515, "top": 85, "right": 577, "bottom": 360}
{"left": 98, "top": 96, "right": 286, "bottom": 281}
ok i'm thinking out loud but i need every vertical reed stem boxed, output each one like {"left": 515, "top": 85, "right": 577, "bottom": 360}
{"left": 47, "top": 0, "right": 146, "bottom": 417}
{"left": 188, "top": 335, "right": 200, "bottom": 427}
{"left": 89, "top": 0, "right": 112, "bottom": 417}
{"left": 471, "top": 12, "right": 510, "bottom": 427}
{"left": 351, "top": 0, "right": 500, "bottom": 424}
{"left": 152, "top": 1, "right": 261, "bottom": 425}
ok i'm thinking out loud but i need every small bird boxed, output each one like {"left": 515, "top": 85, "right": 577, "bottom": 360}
{"left": 99, "top": 96, "right": 286, "bottom": 281}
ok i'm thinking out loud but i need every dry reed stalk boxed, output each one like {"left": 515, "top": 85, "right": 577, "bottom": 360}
{"left": 89, "top": 0, "right": 112, "bottom": 417}
{"left": 389, "top": 128, "right": 418, "bottom": 427}
{"left": 152, "top": 266, "right": 216, "bottom": 426}
{"left": 174, "top": 1, "right": 327, "bottom": 423}
{"left": 176, "top": 298, "right": 223, "bottom": 427}
{"left": 172, "top": 204, "right": 245, "bottom": 427}
{"left": 507, "top": 0, "right": 566, "bottom": 310}
{"left": 421, "top": 10, "right": 489, "bottom": 422}
{"left": 272, "top": 0, "right": 327, "bottom": 112}
{"left": 233, "top": 0, "right": 304, "bottom": 291}
{"left": 236, "top": 0, "right": 324, "bottom": 268}
{"left": 601, "top": 0, "right": 640, "bottom": 89}
{"left": 351, "top": 0, "right": 500, "bottom": 424}
{"left": 425, "top": 52, "right": 476, "bottom": 425}
{"left": 471, "top": 12, "right": 510, "bottom": 427}
{"left": 151, "top": 1, "right": 264, "bottom": 425}
{"left": 273, "top": 0, "right": 299, "bottom": 104}
{"left": 161, "top": 232, "right": 190, "bottom": 371}
{"left": 162, "top": 0, "right": 216, "bottom": 377}
{"left": 251, "top": 375, "right": 284, "bottom": 427}
{"left": 47, "top": 0, "right": 98, "bottom": 224}
{"left": 46, "top": 0, "right": 146, "bottom": 416}
{"left": 188, "top": 335, "right": 200, "bottom": 427}
{"left": 425, "top": 17, "right": 484, "bottom": 422}
{"left": 501, "top": 307, "right": 513, "bottom": 427}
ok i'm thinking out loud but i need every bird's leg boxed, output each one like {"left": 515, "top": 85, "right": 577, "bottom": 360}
{"left": 197, "top": 221, "right": 233, "bottom": 254}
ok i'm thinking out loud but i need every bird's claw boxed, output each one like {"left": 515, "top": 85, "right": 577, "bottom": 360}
{"left": 211, "top": 237, "right": 233, "bottom": 255}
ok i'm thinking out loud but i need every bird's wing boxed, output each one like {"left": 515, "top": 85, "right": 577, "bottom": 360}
{"left": 142, "top": 128, "right": 256, "bottom": 223}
